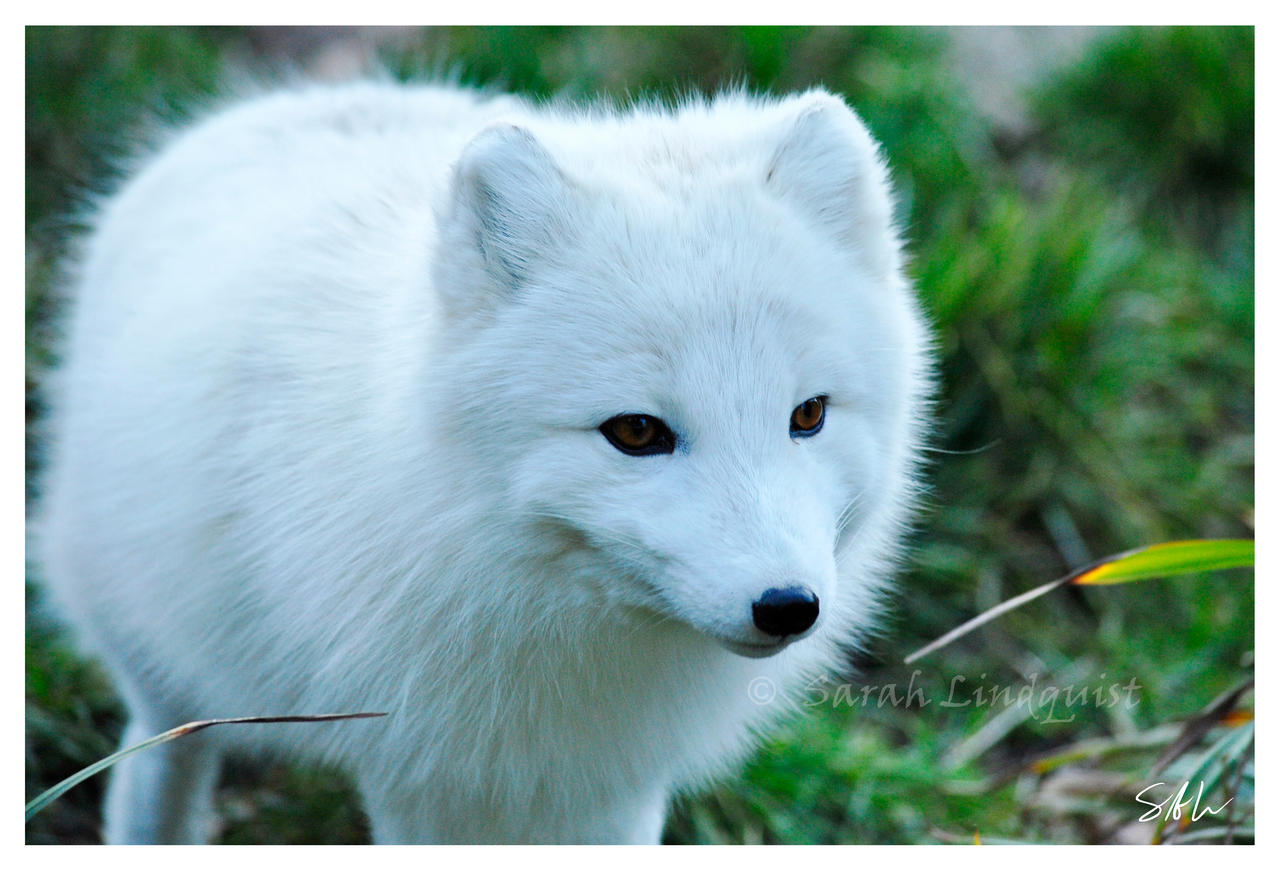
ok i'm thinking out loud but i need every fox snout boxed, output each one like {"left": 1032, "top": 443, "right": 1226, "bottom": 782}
{"left": 751, "top": 585, "right": 820, "bottom": 638}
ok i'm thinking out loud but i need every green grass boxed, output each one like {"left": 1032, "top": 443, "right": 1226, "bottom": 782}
{"left": 25, "top": 26, "right": 1253, "bottom": 844}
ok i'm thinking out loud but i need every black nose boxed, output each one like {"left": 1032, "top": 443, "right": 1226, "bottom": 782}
{"left": 751, "top": 586, "right": 820, "bottom": 637}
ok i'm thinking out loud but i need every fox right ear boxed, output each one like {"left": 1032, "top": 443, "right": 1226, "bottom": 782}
{"left": 439, "top": 124, "right": 575, "bottom": 307}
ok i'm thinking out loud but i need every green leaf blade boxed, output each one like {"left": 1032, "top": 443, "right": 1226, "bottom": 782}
{"left": 1071, "top": 539, "right": 1253, "bottom": 586}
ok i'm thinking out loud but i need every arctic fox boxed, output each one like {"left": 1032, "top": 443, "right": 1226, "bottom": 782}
{"left": 35, "top": 81, "right": 931, "bottom": 844}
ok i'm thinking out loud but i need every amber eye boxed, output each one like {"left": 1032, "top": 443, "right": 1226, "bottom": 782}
{"left": 790, "top": 396, "right": 827, "bottom": 438}
{"left": 600, "top": 414, "right": 677, "bottom": 456}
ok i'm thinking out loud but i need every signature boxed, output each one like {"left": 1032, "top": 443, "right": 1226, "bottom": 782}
{"left": 1135, "top": 780, "right": 1233, "bottom": 823}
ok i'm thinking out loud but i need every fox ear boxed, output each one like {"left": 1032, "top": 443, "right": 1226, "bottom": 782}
{"left": 442, "top": 123, "right": 574, "bottom": 300}
{"left": 765, "top": 94, "right": 902, "bottom": 279}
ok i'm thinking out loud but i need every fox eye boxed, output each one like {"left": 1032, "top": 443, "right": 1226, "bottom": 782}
{"left": 790, "top": 396, "right": 827, "bottom": 438}
{"left": 600, "top": 414, "right": 677, "bottom": 456}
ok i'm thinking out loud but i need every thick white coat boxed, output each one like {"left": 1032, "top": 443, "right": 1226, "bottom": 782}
{"left": 36, "top": 81, "right": 931, "bottom": 843}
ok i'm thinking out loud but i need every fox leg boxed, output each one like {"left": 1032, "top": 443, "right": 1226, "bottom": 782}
{"left": 102, "top": 702, "right": 222, "bottom": 844}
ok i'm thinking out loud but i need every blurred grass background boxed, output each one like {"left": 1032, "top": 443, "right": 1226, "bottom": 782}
{"left": 25, "top": 26, "right": 1254, "bottom": 844}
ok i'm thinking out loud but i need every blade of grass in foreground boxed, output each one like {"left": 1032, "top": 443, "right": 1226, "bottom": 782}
{"left": 1071, "top": 539, "right": 1253, "bottom": 585}
{"left": 904, "top": 539, "right": 1253, "bottom": 664}
{"left": 24, "top": 712, "right": 386, "bottom": 822}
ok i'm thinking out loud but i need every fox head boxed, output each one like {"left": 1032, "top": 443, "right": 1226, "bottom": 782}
{"left": 430, "top": 91, "right": 930, "bottom": 659}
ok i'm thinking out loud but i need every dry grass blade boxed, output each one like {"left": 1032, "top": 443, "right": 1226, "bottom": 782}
{"left": 24, "top": 711, "right": 386, "bottom": 821}
{"left": 1149, "top": 675, "right": 1253, "bottom": 777}
{"left": 1028, "top": 723, "right": 1183, "bottom": 775}
{"left": 1151, "top": 719, "right": 1253, "bottom": 843}
{"left": 1164, "top": 825, "right": 1255, "bottom": 845}
{"left": 903, "top": 577, "right": 1066, "bottom": 664}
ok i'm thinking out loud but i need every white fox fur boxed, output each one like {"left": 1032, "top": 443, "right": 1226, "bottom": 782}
{"left": 36, "top": 81, "right": 932, "bottom": 844}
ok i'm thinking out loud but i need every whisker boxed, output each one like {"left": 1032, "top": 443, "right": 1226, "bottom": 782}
{"left": 836, "top": 491, "right": 865, "bottom": 535}
{"left": 921, "top": 439, "right": 1002, "bottom": 456}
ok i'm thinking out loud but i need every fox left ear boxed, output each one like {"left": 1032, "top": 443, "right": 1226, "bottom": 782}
{"left": 765, "top": 93, "right": 902, "bottom": 279}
